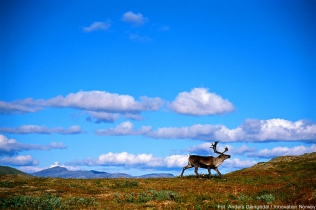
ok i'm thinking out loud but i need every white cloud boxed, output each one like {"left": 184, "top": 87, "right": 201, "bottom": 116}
{"left": 86, "top": 111, "right": 144, "bottom": 123}
{"left": 122, "top": 113, "right": 144, "bottom": 121}
{"left": 0, "top": 91, "right": 164, "bottom": 121}
{"left": 122, "top": 11, "right": 148, "bottom": 26}
{"left": 147, "top": 123, "right": 233, "bottom": 140}
{"left": 164, "top": 155, "right": 188, "bottom": 168}
{"left": 47, "top": 91, "right": 163, "bottom": 113}
{"left": 240, "top": 119, "right": 316, "bottom": 142}
{"left": 249, "top": 144, "right": 316, "bottom": 158}
{"left": 50, "top": 162, "right": 81, "bottom": 171}
{"left": 83, "top": 21, "right": 111, "bottom": 32}
{"left": 0, "top": 134, "right": 67, "bottom": 156}
{"left": 187, "top": 142, "right": 214, "bottom": 153}
{"left": 147, "top": 119, "right": 316, "bottom": 142}
{"left": 231, "top": 145, "right": 257, "bottom": 155}
{"left": 0, "top": 155, "right": 39, "bottom": 166}
{"left": 187, "top": 143, "right": 256, "bottom": 155}
{"left": 58, "top": 125, "right": 84, "bottom": 134}
{"left": 98, "top": 152, "right": 161, "bottom": 167}
{"left": 95, "top": 121, "right": 152, "bottom": 136}
{"left": 223, "top": 158, "right": 257, "bottom": 169}
{"left": 68, "top": 152, "right": 187, "bottom": 169}
{"left": 0, "top": 101, "right": 42, "bottom": 114}
{"left": 0, "top": 125, "right": 85, "bottom": 135}
{"left": 168, "top": 88, "right": 235, "bottom": 116}
{"left": 93, "top": 118, "right": 316, "bottom": 143}
{"left": 48, "top": 142, "right": 67, "bottom": 149}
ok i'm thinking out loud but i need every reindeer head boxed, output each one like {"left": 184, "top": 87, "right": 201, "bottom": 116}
{"left": 210, "top": 141, "right": 231, "bottom": 160}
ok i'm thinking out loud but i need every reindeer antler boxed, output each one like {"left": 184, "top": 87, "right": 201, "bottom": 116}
{"left": 222, "top": 146, "right": 228, "bottom": 154}
{"left": 210, "top": 141, "right": 228, "bottom": 154}
{"left": 210, "top": 141, "right": 220, "bottom": 154}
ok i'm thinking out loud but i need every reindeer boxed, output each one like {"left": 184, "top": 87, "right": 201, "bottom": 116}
{"left": 180, "top": 141, "right": 230, "bottom": 178}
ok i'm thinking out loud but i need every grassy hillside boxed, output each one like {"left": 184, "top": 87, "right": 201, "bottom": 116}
{"left": 0, "top": 153, "right": 315, "bottom": 209}
{"left": 0, "top": 165, "right": 31, "bottom": 177}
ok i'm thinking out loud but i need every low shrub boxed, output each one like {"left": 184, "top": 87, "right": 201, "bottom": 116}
{"left": 0, "top": 194, "right": 99, "bottom": 209}
{"left": 256, "top": 193, "right": 275, "bottom": 204}
{"left": 115, "top": 189, "right": 180, "bottom": 204}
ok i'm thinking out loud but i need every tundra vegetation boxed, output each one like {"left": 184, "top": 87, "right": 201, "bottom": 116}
{"left": 0, "top": 152, "right": 315, "bottom": 209}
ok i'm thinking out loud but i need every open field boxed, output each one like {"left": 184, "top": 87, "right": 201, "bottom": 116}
{"left": 1, "top": 153, "right": 316, "bottom": 209}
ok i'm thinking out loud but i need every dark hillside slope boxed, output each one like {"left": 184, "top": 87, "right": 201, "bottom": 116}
{"left": 0, "top": 165, "right": 31, "bottom": 177}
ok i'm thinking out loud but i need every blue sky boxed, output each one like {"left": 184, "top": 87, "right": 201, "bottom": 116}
{"left": 1, "top": 0, "right": 315, "bottom": 176}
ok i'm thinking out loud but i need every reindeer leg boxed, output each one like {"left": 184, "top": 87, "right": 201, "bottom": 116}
{"left": 214, "top": 167, "right": 222, "bottom": 178}
{"left": 180, "top": 168, "right": 185, "bottom": 177}
{"left": 180, "top": 164, "right": 193, "bottom": 177}
{"left": 207, "top": 168, "right": 211, "bottom": 177}
{"left": 194, "top": 166, "right": 199, "bottom": 178}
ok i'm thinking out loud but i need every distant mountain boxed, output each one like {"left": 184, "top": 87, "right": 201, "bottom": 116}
{"left": 32, "top": 166, "right": 174, "bottom": 178}
{"left": 0, "top": 165, "right": 31, "bottom": 177}
{"left": 32, "top": 166, "right": 131, "bottom": 178}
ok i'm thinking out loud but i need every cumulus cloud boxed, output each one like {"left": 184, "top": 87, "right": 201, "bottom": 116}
{"left": 48, "top": 142, "right": 68, "bottom": 149}
{"left": 0, "top": 134, "right": 67, "bottom": 156}
{"left": 98, "top": 152, "right": 161, "bottom": 167}
{"left": 122, "top": 113, "right": 144, "bottom": 121}
{"left": 95, "top": 121, "right": 152, "bottom": 136}
{"left": 0, "top": 125, "right": 84, "bottom": 135}
{"left": 223, "top": 158, "right": 257, "bottom": 169}
{"left": 92, "top": 119, "right": 316, "bottom": 142}
{"left": 97, "top": 152, "right": 188, "bottom": 169}
{"left": 86, "top": 111, "right": 144, "bottom": 124}
{"left": 67, "top": 152, "right": 188, "bottom": 169}
{"left": 0, "top": 155, "right": 39, "bottom": 166}
{"left": 44, "top": 91, "right": 163, "bottom": 112}
{"left": 0, "top": 101, "right": 42, "bottom": 114}
{"left": 231, "top": 145, "right": 257, "bottom": 155}
{"left": 168, "top": 88, "right": 235, "bottom": 116}
{"left": 0, "top": 91, "right": 164, "bottom": 120}
{"left": 64, "top": 92, "right": 162, "bottom": 112}
{"left": 122, "top": 11, "right": 148, "bottom": 26}
{"left": 50, "top": 162, "right": 82, "bottom": 171}
{"left": 240, "top": 119, "right": 316, "bottom": 142}
{"left": 187, "top": 142, "right": 214, "bottom": 154}
{"left": 147, "top": 119, "right": 316, "bottom": 142}
{"left": 249, "top": 144, "right": 316, "bottom": 158}
{"left": 164, "top": 155, "right": 188, "bottom": 168}
{"left": 147, "top": 123, "right": 232, "bottom": 140}
{"left": 187, "top": 143, "right": 256, "bottom": 156}
{"left": 59, "top": 125, "right": 85, "bottom": 134}
{"left": 83, "top": 21, "right": 111, "bottom": 32}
